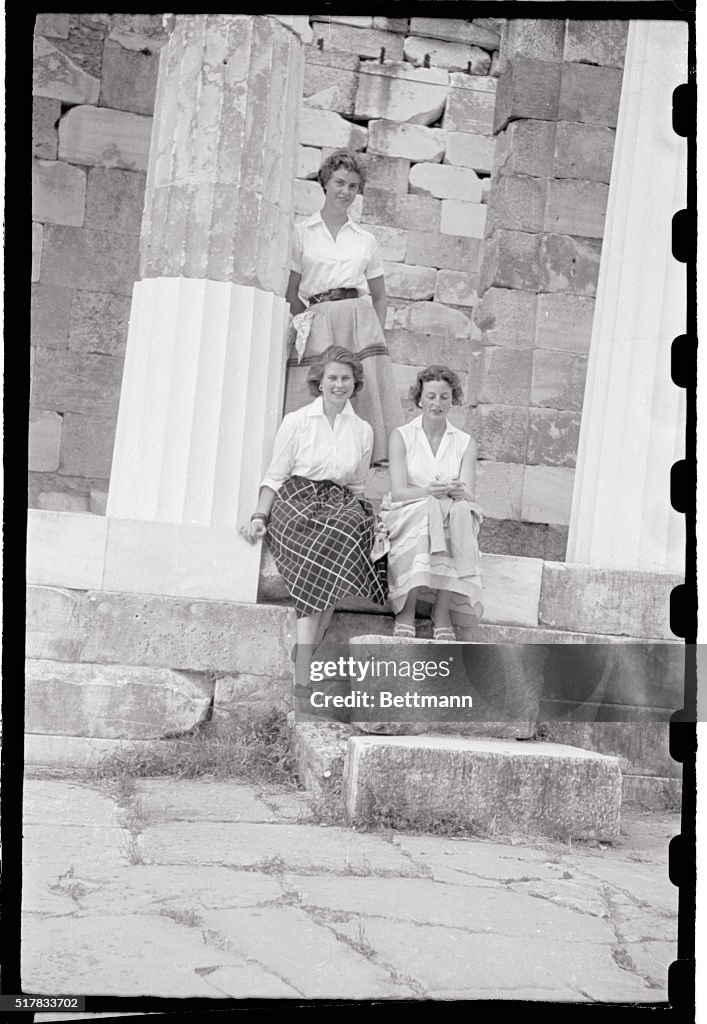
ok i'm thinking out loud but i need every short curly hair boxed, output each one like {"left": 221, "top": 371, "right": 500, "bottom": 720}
{"left": 410, "top": 365, "right": 463, "bottom": 407}
{"left": 306, "top": 346, "right": 365, "bottom": 397}
{"left": 318, "top": 150, "right": 366, "bottom": 192}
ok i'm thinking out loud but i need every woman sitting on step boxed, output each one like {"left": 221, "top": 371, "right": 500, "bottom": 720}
{"left": 381, "top": 365, "right": 484, "bottom": 642}
{"left": 242, "top": 346, "right": 387, "bottom": 694}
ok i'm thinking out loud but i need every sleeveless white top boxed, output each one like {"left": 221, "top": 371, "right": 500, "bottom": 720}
{"left": 396, "top": 416, "right": 471, "bottom": 488}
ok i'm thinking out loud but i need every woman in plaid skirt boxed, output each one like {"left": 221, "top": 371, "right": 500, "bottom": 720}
{"left": 243, "top": 346, "right": 387, "bottom": 694}
{"left": 283, "top": 149, "right": 404, "bottom": 465}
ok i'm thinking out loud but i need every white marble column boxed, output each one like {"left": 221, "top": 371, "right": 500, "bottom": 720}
{"left": 566, "top": 20, "right": 687, "bottom": 573}
{"left": 105, "top": 15, "right": 306, "bottom": 600}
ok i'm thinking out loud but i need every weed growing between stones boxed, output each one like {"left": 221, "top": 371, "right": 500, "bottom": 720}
{"left": 92, "top": 710, "right": 298, "bottom": 787}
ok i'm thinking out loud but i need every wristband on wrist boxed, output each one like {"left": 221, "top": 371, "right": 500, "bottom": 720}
{"left": 250, "top": 513, "right": 268, "bottom": 524}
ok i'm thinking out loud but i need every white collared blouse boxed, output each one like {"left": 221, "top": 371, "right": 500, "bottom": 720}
{"left": 396, "top": 415, "right": 471, "bottom": 487}
{"left": 261, "top": 397, "right": 373, "bottom": 496}
{"left": 291, "top": 212, "right": 384, "bottom": 301}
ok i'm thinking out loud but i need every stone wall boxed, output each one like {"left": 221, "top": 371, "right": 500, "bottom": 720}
{"left": 30, "top": 14, "right": 164, "bottom": 512}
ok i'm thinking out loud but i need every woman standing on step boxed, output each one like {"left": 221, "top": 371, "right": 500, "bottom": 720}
{"left": 284, "top": 149, "right": 404, "bottom": 466}
{"left": 381, "top": 366, "right": 484, "bottom": 642}
{"left": 242, "top": 346, "right": 387, "bottom": 694}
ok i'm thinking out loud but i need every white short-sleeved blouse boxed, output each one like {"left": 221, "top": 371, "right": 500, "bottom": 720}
{"left": 395, "top": 416, "right": 471, "bottom": 488}
{"left": 291, "top": 212, "right": 384, "bottom": 301}
{"left": 261, "top": 397, "right": 373, "bottom": 496}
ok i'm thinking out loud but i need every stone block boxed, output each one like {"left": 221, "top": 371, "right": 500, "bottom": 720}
{"left": 34, "top": 14, "right": 70, "bottom": 38}
{"left": 473, "top": 460, "right": 524, "bottom": 520}
{"left": 355, "top": 62, "right": 449, "bottom": 126}
{"left": 344, "top": 734, "right": 621, "bottom": 839}
{"left": 33, "top": 97, "right": 60, "bottom": 159}
{"left": 99, "top": 39, "right": 158, "bottom": 115}
{"left": 296, "top": 146, "right": 321, "bottom": 179}
{"left": 521, "top": 465, "right": 575, "bottom": 525}
{"left": 494, "top": 57, "right": 562, "bottom": 133}
{"left": 361, "top": 187, "right": 441, "bottom": 232}
{"left": 364, "top": 155, "right": 410, "bottom": 193}
{"left": 89, "top": 489, "right": 108, "bottom": 515}
{"left": 554, "top": 121, "right": 616, "bottom": 183}
{"left": 29, "top": 411, "right": 63, "bottom": 472}
{"left": 393, "top": 301, "right": 470, "bottom": 339}
{"left": 33, "top": 36, "right": 100, "bottom": 105}
{"left": 364, "top": 224, "right": 407, "bottom": 262}
{"left": 409, "top": 18, "right": 500, "bottom": 50}
{"left": 31, "top": 283, "right": 72, "bottom": 347}
{"left": 26, "top": 508, "right": 108, "bottom": 590}
{"left": 448, "top": 73, "right": 498, "bottom": 94}
{"left": 434, "top": 269, "right": 478, "bottom": 306}
{"left": 303, "top": 64, "right": 357, "bottom": 116}
{"left": 68, "top": 291, "right": 132, "bottom": 356}
{"left": 443, "top": 86, "right": 496, "bottom": 135}
{"left": 382, "top": 262, "right": 436, "bottom": 301}
{"left": 213, "top": 671, "right": 289, "bottom": 716}
{"left": 299, "top": 107, "right": 367, "bottom": 150}
{"left": 503, "top": 19, "right": 566, "bottom": 62}
{"left": 31, "top": 348, "right": 124, "bottom": 417}
{"left": 58, "top": 105, "right": 152, "bottom": 171}
{"left": 36, "top": 490, "right": 90, "bottom": 513}
{"left": 539, "top": 234, "right": 602, "bottom": 296}
{"left": 409, "top": 163, "right": 482, "bottom": 202}
{"left": 532, "top": 350, "right": 588, "bottom": 410}
{"left": 293, "top": 179, "right": 324, "bottom": 216}
{"left": 477, "top": 347, "right": 533, "bottom": 405}
{"left": 495, "top": 120, "right": 555, "bottom": 179}
{"left": 25, "top": 659, "right": 212, "bottom": 740}
{"left": 303, "top": 45, "right": 360, "bottom": 73}
{"left": 481, "top": 551, "right": 544, "bottom": 627}
{"left": 32, "top": 159, "right": 86, "bottom": 227}
{"left": 468, "top": 405, "right": 529, "bottom": 463}
{"left": 59, "top": 413, "right": 116, "bottom": 478}
{"left": 473, "top": 287, "right": 537, "bottom": 348}
{"left": 84, "top": 167, "right": 146, "bottom": 236}
{"left": 373, "top": 18, "right": 409, "bottom": 34}
{"left": 558, "top": 63, "right": 623, "bottom": 127}
{"left": 105, "top": 14, "right": 170, "bottom": 51}
{"left": 485, "top": 173, "right": 547, "bottom": 234}
{"left": 539, "top": 563, "right": 680, "bottom": 640}
{"left": 478, "top": 517, "right": 548, "bottom": 560}
{"left": 440, "top": 200, "right": 486, "bottom": 238}
{"left": 443, "top": 132, "right": 495, "bottom": 174}
{"left": 565, "top": 20, "right": 629, "bottom": 69}
{"left": 32, "top": 223, "right": 44, "bottom": 281}
{"left": 38, "top": 225, "right": 139, "bottom": 295}
{"left": 384, "top": 330, "right": 474, "bottom": 376}
{"left": 404, "top": 36, "right": 491, "bottom": 75}
{"left": 315, "top": 15, "right": 372, "bottom": 28}
{"left": 544, "top": 179, "right": 609, "bottom": 238}
{"left": 405, "top": 231, "right": 481, "bottom": 272}
{"left": 309, "top": 22, "right": 404, "bottom": 61}
{"left": 545, "top": 524, "right": 569, "bottom": 562}
{"left": 535, "top": 293, "right": 595, "bottom": 353}
{"left": 527, "top": 409, "right": 581, "bottom": 468}
{"left": 367, "top": 120, "right": 446, "bottom": 162}
{"left": 481, "top": 229, "right": 541, "bottom": 291}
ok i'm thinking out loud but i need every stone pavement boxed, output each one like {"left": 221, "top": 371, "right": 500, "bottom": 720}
{"left": 22, "top": 770, "right": 678, "bottom": 1003}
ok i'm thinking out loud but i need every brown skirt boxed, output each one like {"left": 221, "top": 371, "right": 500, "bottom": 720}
{"left": 284, "top": 296, "right": 404, "bottom": 464}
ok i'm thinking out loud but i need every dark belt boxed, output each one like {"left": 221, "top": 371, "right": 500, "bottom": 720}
{"left": 308, "top": 288, "right": 359, "bottom": 306}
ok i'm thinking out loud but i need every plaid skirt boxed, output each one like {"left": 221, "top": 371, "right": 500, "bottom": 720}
{"left": 267, "top": 476, "right": 388, "bottom": 618}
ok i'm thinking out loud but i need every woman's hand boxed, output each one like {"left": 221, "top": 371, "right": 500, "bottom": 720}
{"left": 447, "top": 478, "right": 470, "bottom": 500}
{"left": 428, "top": 479, "right": 452, "bottom": 498}
{"left": 240, "top": 518, "right": 267, "bottom": 544}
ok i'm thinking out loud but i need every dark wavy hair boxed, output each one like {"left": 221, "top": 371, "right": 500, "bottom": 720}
{"left": 318, "top": 149, "right": 366, "bottom": 192}
{"left": 410, "top": 365, "right": 463, "bottom": 407}
{"left": 306, "top": 346, "right": 365, "bottom": 397}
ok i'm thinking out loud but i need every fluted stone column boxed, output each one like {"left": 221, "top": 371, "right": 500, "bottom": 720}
{"left": 566, "top": 20, "right": 686, "bottom": 573}
{"left": 105, "top": 15, "right": 307, "bottom": 601}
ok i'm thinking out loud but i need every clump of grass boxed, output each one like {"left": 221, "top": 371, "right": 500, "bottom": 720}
{"left": 353, "top": 794, "right": 488, "bottom": 839}
{"left": 159, "top": 905, "right": 202, "bottom": 928}
{"left": 92, "top": 709, "right": 298, "bottom": 786}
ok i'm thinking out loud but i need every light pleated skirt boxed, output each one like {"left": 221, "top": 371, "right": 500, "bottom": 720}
{"left": 284, "top": 296, "right": 404, "bottom": 465}
{"left": 381, "top": 497, "right": 484, "bottom": 628}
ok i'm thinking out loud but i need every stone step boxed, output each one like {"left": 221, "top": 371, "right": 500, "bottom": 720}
{"left": 343, "top": 734, "right": 622, "bottom": 840}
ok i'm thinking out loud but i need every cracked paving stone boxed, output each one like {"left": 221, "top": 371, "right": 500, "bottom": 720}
{"left": 21, "top": 914, "right": 234, "bottom": 996}
{"left": 199, "top": 963, "right": 302, "bottom": 998}
{"left": 139, "top": 821, "right": 423, "bottom": 875}
{"left": 23, "top": 824, "right": 129, "bottom": 914}
{"left": 286, "top": 875, "right": 613, "bottom": 941}
{"left": 24, "top": 778, "right": 120, "bottom": 827}
{"left": 199, "top": 905, "right": 415, "bottom": 999}
{"left": 325, "top": 917, "right": 664, "bottom": 1000}
{"left": 134, "top": 779, "right": 283, "bottom": 823}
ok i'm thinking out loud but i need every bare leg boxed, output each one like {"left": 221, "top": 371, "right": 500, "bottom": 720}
{"left": 395, "top": 588, "right": 419, "bottom": 628}
{"left": 314, "top": 605, "right": 335, "bottom": 648}
{"left": 294, "top": 612, "right": 321, "bottom": 690}
{"left": 432, "top": 590, "right": 453, "bottom": 629}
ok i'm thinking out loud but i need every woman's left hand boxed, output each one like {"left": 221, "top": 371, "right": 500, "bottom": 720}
{"left": 240, "top": 519, "right": 267, "bottom": 544}
{"left": 447, "top": 479, "right": 470, "bottom": 500}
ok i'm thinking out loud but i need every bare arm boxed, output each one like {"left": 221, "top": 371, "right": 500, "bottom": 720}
{"left": 367, "top": 274, "right": 387, "bottom": 330}
{"left": 448, "top": 439, "right": 479, "bottom": 502}
{"left": 286, "top": 270, "right": 306, "bottom": 316}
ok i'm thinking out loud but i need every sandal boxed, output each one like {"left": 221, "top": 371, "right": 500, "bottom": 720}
{"left": 432, "top": 625, "right": 457, "bottom": 642}
{"left": 393, "top": 621, "right": 416, "bottom": 639}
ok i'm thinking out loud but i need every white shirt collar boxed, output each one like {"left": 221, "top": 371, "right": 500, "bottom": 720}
{"left": 412, "top": 413, "right": 456, "bottom": 436}
{"left": 307, "top": 396, "right": 356, "bottom": 418}
{"left": 300, "top": 210, "right": 366, "bottom": 236}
